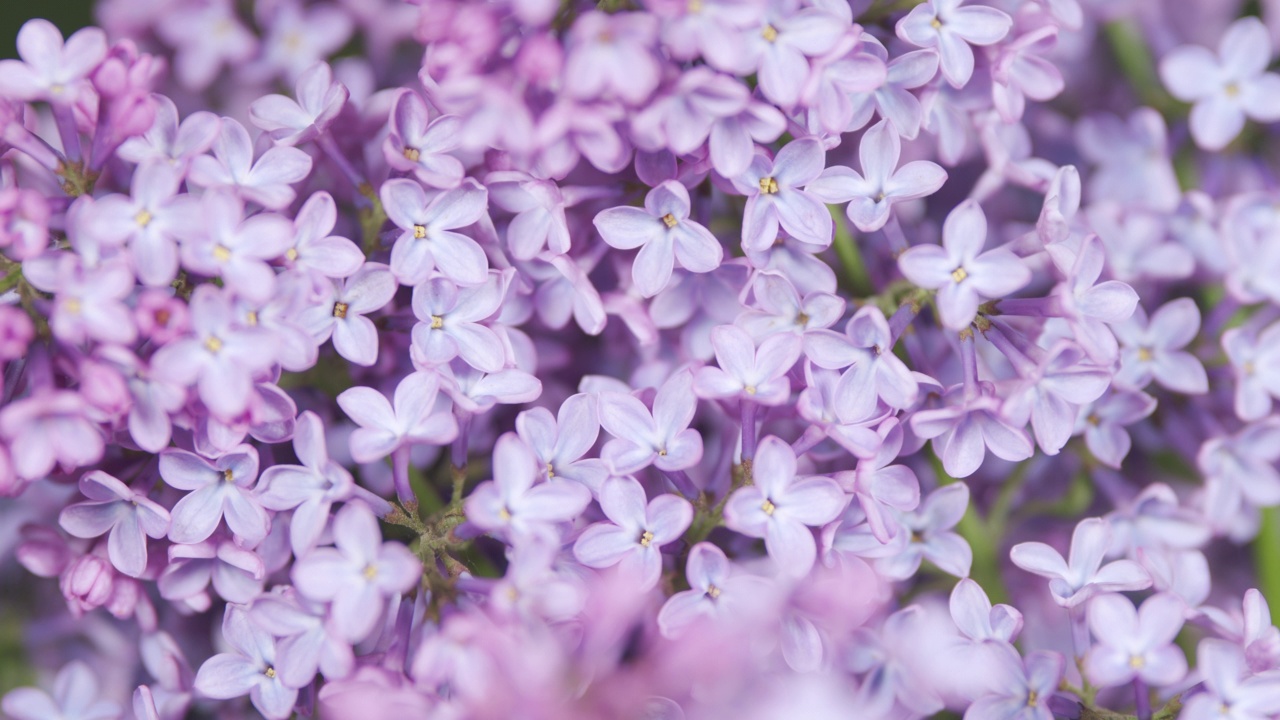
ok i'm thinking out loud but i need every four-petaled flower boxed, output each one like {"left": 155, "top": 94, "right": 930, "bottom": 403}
{"left": 573, "top": 475, "right": 694, "bottom": 591}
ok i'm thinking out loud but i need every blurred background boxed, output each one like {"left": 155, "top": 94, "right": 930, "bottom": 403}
{"left": 1, "top": 2, "right": 94, "bottom": 58}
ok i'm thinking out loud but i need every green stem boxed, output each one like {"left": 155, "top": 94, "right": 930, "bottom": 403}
{"left": 1103, "top": 21, "right": 1182, "bottom": 117}
{"left": 931, "top": 451, "right": 1011, "bottom": 605}
{"left": 1258, "top": 506, "right": 1280, "bottom": 626}
{"left": 830, "top": 207, "right": 874, "bottom": 297}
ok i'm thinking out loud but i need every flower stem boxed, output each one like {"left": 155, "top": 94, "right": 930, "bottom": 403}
{"left": 740, "top": 400, "right": 758, "bottom": 464}
{"left": 1257, "top": 506, "right": 1280, "bottom": 626}
{"left": 1134, "top": 678, "right": 1151, "bottom": 720}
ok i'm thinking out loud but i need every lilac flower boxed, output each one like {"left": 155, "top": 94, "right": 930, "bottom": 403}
{"left": 160, "top": 444, "right": 269, "bottom": 547}
{"left": 1000, "top": 340, "right": 1112, "bottom": 457}
{"left": 805, "top": 305, "right": 919, "bottom": 419}
{"left": 1047, "top": 234, "right": 1140, "bottom": 364}
{"left": 723, "top": 436, "right": 847, "bottom": 577}
{"left": 708, "top": 97, "right": 788, "bottom": 179}
{"left": 963, "top": 647, "right": 1063, "bottom": 720}
{"left": 694, "top": 324, "right": 802, "bottom": 406}
{"left": 1198, "top": 420, "right": 1280, "bottom": 534}
{"left": 0, "top": 20, "right": 107, "bottom": 104}
{"left": 48, "top": 259, "right": 137, "bottom": 347}
{"left": 808, "top": 119, "right": 947, "bottom": 232}
{"left": 188, "top": 118, "right": 313, "bottom": 210}
{"left": 257, "top": 412, "right": 357, "bottom": 556}
{"left": 281, "top": 191, "right": 365, "bottom": 279}
{"left": 194, "top": 607, "right": 297, "bottom": 720}
{"left": 732, "top": 138, "right": 833, "bottom": 253}
{"left": 599, "top": 370, "right": 703, "bottom": 476}
{"left": 300, "top": 262, "right": 398, "bottom": 367}
{"left": 436, "top": 360, "right": 543, "bottom": 416}
{"left": 1179, "top": 639, "right": 1280, "bottom": 720}
{"left": 383, "top": 91, "right": 464, "bottom": 189}
{"left": 593, "top": 180, "right": 723, "bottom": 298}
{"left": 800, "top": 38, "right": 888, "bottom": 136}
{"left": 293, "top": 502, "right": 421, "bottom": 642}
{"left": 156, "top": 2, "right": 256, "bottom": 90}
{"left": 515, "top": 393, "right": 608, "bottom": 492}
{"left": 572, "top": 475, "right": 693, "bottom": 591}
{"left": 951, "top": 577, "right": 1023, "bottom": 644}
{"left": 660, "top": 0, "right": 764, "bottom": 74}
{"left": 896, "top": 0, "right": 1012, "bottom": 88}
{"left": 1080, "top": 389, "right": 1157, "bottom": 469}
{"left": 116, "top": 95, "right": 220, "bottom": 169}
{"left": 0, "top": 391, "right": 104, "bottom": 481}
{"left": 657, "top": 541, "right": 772, "bottom": 638}
{"left": 1114, "top": 298, "right": 1208, "bottom": 394}
{"left": 410, "top": 271, "right": 508, "bottom": 372}
{"left": 911, "top": 382, "right": 1034, "bottom": 479}
{"left": 1075, "top": 109, "right": 1180, "bottom": 212}
{"left": 380, "top": 177, "right": 490, "bottom": 286}
{"left": 876, "top": 482, "right": 972, "bottom": 579}
{"left": 1224, "top": 322, "right": 1280, "bottom": 421}
{"left": 1010, "top": 517, "right": 1151, "bottom": 608}
{"left": 151, "top": 285, "right": 278, "bottom": 421}
{"left": 736, "top": 273, "right": 844, "bottom": 340}
{"left": 464, "top": 433, "right": 592, "bottom": 541}
{"left": 336, "top": 371, "right": 459, "bottom": 464}
{"left": 489, "top": 539, "right": 586, "bottom": 623}
{"left": 58, "top": 471, "right": 170, "bottom": 578}
{"left": 487, "top": 171, "right": 576, "bottom": 261}
{"left": 1159, "top": 17, "right": 1280, "bottom": 151}
{"left": 86, "top": 160, "right": 194, "bottom": 287}
{"left": 1, "top": 660, "right": 120, "bottom": 720}
{"left": 740, "top": 0, "right": 846, "bottom": 108}
{"left": 631, "top": 68, "right": 749, "bottom": 156}
{"left": 832, "top": 419, "right": 921, "bottom": 544}
{"left": 159, "top": 536, "right": 266, "bottom": 606}
{"left": 249, "top": 61, "right": 348, "bottom": 147}
{"left": 254, "top": 0, "right": 352, "bottom": 83}
{"left": 898, "top": 200, "right": 1031, "bottom": 330}
{"left": 1200, "top": 589, "right": 1280, "bottom": 675}
{"left": 1084, "top": 593, "right": 1187, "bottom": 688}
{"left": 249, "top": 590, "right": 354, "bottom": 687}
{"left": 178, "top": 191, "right": 293, "bottom": 304}
{"left": 991, "top": 26, "right": 1064, "bottom": 123}
{"left": 564, "top": 11, "right": 660, "bottom": 105}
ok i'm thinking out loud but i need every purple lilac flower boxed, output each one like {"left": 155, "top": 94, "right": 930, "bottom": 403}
{"left": 58, "top": 470, "right": 170, "bottom": 578}
{"left": 249, "top": 61, "right": 349, "bottom": 147}
{"left": 732, "top": 138, "right": 834, "bottom": 253}
{"left": 178, "top": 191, "right": 293, "bottom": 304}
{"left": 410, "top": 271, "right": 509, "bottom": 372}
{"left": 896, "top": 0, "right": 1012, "bottom": 88}
{"left": 380, "top": 177, "right": 490, "bottom": 286}
{"left": 189, "top": 118, "right": 313, "bottom": 210}
{"left": 383, "top": 91, "right": 464, "bottom": 189}
{"left": 280, "top": 191, "right": 365, "bottom": 279}
{"left": 1114, "top": 298, "right": 1208, "bottom": 394}
{"left": 723, "top": 436, "right": 847, "bottom": 577}
{"left": 951, "top": 577, "right": 1023, "bottom": 643}
{"left": 249, "top": 589, "right": 355, "bottom": 687}
{"left": 1010, "top": 517, "right": 1151, "bottom": 608}
{"left": 292, "top": 502, "right": 422, "bottom": 642}
{"left": 657, "top": 541, "right": 772, "bottom": 638}
{"left": 1084, "top": 592, "right": 1188, "bottom": 688}
{"left": 87, "top": 160, "right": 194, "bottom": 286}
{"left": 572, "top": 475, "right": 693, "bottom": 591}
{"left": 0, "top": 20, "right": 107, "bottom": 105}
{"left": 599, "top": 369, "right": 703, "bottom": 476}
{"left": 1179, "top": 638, "right": 1280, "bottom": 720}
{"left": 256, "top": 411, "right": 358, "bottom": 556}
{"left": 515, "top": 393, "right": 608, "bottom": 492}
{"left": 963, "top": 647, "right": 1063, "bottom": 720}
{"left": 694, "top": 324, "right": 802, "bottom": 406}
{"left": 300, "top": 262, "right": 398, "bottom": 367}
{"left": 194, "top": 607, "right": 297, "bottom": 720}
{"left": 876, "top": 482, "right": 972, "bottom": 579}
{"left": 337, "top": 371, "right": 459, "bottom": 464}
{"left": 464, "top": 432, "right": 591, "bottom": 541}
{"left": 1, "top": 660, "right": 120, "bottom": 720}
{"left": 116, "top": 95, "right": 220, "bottom": 169}
{"left": 160, "top": 444, "right": 269, "bottom": 547}
{"left": 0, "top": 391, "right": 105, "bottom": 481}
{"left": 159, "top": 535, "right": 266, "bottom": 606}
{"left": 804, "top": 305, "right": 919, "bottom": 419}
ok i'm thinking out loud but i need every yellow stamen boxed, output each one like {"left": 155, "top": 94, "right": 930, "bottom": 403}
{"left": 546, "top": 462, "right": 555, "bottom": 478}
{"left": 222, "top": 469, "right": 234, "bottom": 483}
{"left": 1086, "top": 413, "right": 1101, "bottom": 426}
{"left": 951, "top": 267, "right": 968, "bottom": 283}
{"left": 430, "top": 315, "right": 444, "bottom": 329}
{"left": 135, "top": 209, "right": 153, "bottom": 227}
{"left": 744, "top": 385, "right": 757, "bottom": 395}
{"left": 795, "top": 311, "right": 810, "bottom": 327}
{"left": 246, "top": 310, "right": 258, "bottom": 326}
{"left": 212, "top": 245, "right": 232, "bottom": 262}
{"left": 1027, "top": 690, "right": 1038, "bottom": 707}
{"left": 758, "top": 177, "right": 779, "bottom": 194}
{"left": 661, "top": 213, "right": 678, "bottom": 229}
{"left": 1225, "top": 82, "right": 1241, "bottom": 97}
{"left": 363, "top": 564, "right": 378, "bottom": 580}
{"left": 63, "top": 298, "right": 82, "bottom": 315}
{"left": 639, "top": 530, "right": 655, "bottom": 547}
{"left": 706, "top": 584, "right": 721, "bottom": 599}
{"left": 930, "top": 18, "right": 942, "bottom": 29}
{"left": 204, "top": 335, "right": 224, "bottom": 353}
{"left": 1244, "top": 361, "right": 1256, "bottom": 376}
{"left": 761, "top": 499, "right": 776, "bottom": 516}
{"left": 413, "top": 224, "right": 427, "bottom": 239}
{"left": 264, "top": 666, "right": 277, "bottom": 679}
{"left": 1137, "top": 347, "right": 1154, "bottom": 362}
{"left": 333, "top": 302, "right": 349, "bottom": 319}
{"left": 403, "top": 146, "right": 421, "bottom": 162}
{"left": 761, "top": 24, "right": 779, "bottom": 42}
{"left": 499, "top": 507, "right": 512, "bottom": 521}
{"left": 688, "top": 0, "right": 703, "bottom": 10}
{"left": 285, "top": 248, "right": 299, "bottom": 261}
{"left": 1129, "top": 655, "right": 1145, "bottom": 669}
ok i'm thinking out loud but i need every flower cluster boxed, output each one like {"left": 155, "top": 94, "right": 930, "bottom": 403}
{"left": 1, "top": 0, "right": 1280, "bottom": 719}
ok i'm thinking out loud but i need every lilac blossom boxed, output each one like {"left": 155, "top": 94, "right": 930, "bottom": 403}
{"left": 292, "top": 502, "right": 421, "bottom": 642}
{"left": 280, "top": 191, "right": 365, "bottom": 279}
{"left": 572, "top": 475, "right": 693, "bottom": 591}
{"left": 1084, "top": 592, "right": 1188, "bottom": 688}
{"left": 1179, "top": 639, "right": 1280, "bottom": 720}
{"left": 1223, "top": 322, "right": 1280, "bottom": 421}
{"left": 599, "top": 369, "right": 703, "bottom": 476}
{"left": 950, "top": 578, "right": 1023, "bottom": 644}
{"left": 740, "top": 0, "right": 846, "bottom": 108}
{"left": 159, "top": 535, "right": 266, "bottom": 606}
{"left": 899, "top": 200, "right": 1032, "bottom": 330}
{"left": 188, "top": 118, "right": 313, "bottom": 210}
{"left": 86, "top": 160, "right": 194, "bottom": 286}
{"left": 464, "top": 432, "right": 592, "bottom": 541}
{"left": 383, "top": 91, "right": 464, "bottom": 189}
{"left": 249, "top": 590, "right": 355, "bottom": 687}
{"left": 694, "top": 324, "right": 802, "bottom": 406}
{"left": 804, "top": 305, "right": 919, "bottom": 419}
{"left": 410, "top": 271, "right": 509, "bottom": 372}
{"left": 0, "top": 20, "right": 107, "bottom": 104}
{"left": 911, "top": 382, "right": 1035, "bottom": 479}
{"left": 0, "top": 391, "right": 104, "bottom": 481}
{"left": 194, "top": 608, "right": 297, "bottom": 720}
{"left": 1159, "top": 17, "right": 1280, "bottom": 151}
{"left": 336, "top": 371, "right": 459, "bottom": 464}
{"left": 963, "top": 647, "right": 1063, "bottom": 720}
{"left": 58, "top": 471, "right": 170, "bottom": 578}
{"left": 736, "top": 272, "right": 844, "bottom": 340}
{"left": 249, "top": 61, "right": 349, "bottom": 147}
{"left": 1114, "top": 298, "right": 1209, "bottom": 394}
{"left": 256, "top": 412, "right": 357, "bottom": 556}
{"left": 160, "top": 444, "right": 269, "bottom": 547}
{"left": 1010, "top": 517, "right": 1151, "bottom": 608}
{"left": 178, "top": 191, "right": 293, "bottom": 304}
{"left": 876, "top": 482, "right": 972, "bottom": 579}
{"left": 515, "top": 393, "right": 608, "bottom": 492}
{"left": 593, "top": 180, "right": 722, "bottom": 297}
{"left": 808, "top": 119, "right": 947, "bottom": 232}
{"left": 116, "top": 95, "right": 220, "bottom": 169}
{"left": 564, "top": 11, "right": 661, "bottom": 106}
{"left": 732, "top": 138, "right": 834, "bottom": 253}
{"left": 1, "top": 660, "right": 120, "bottom": 720}
{"left": 657, "top": 541, "right": 772, "bottom": 638}
{"left": 380, "top": 177, "right": 490, "bottom": 286}
{"left": 300, "top": 262, "right": 397, "bottom": 367}
{"left": 896, "top": 0, "right": 1012, "bottom": 88}
{"left": 1080, "top": 389, "right": 1157, "bottom": 469}
{"left": 723, "top": 436, "right": 847, "bottom": 577}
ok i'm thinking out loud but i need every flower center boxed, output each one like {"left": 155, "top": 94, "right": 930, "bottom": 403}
{"left": 135, "top": 209, "right": 153, "bottom": 227}
{"left": 930, "top": 17, "right": 943, "bottom": 29}
{"left": 499, "top": 507, "right": 512, "bottom": 521}
{"left": 744, "top": 385, "right": 757, "bottom": 395}
{"left": 688, "top": 0, "right": 703, "bottom": 11}
{"left": 639, "top": 530, "right": 655, "bottom": 547}
{"left": 63, "top": 298, "right": 82, "bottom": 315}
{"left": 546, "top": 462, "right": 555, "bottom": 478}
{"left": 333, "top": 302, "right": 349, "bottom": 319}
{"left": 363, "top": 564, "right": 379, "bottom": 580}
{"left": 204, "top": 335, "right": 224, "bottom": 353}
{"left": 431, "top": 315, "right": 444, "bottom": 329}
{"left": 1244, "top": 360, "right": 1256, "bottom": 376}
{"left": 661, "top": 213, "right": 678, "bottom": 228}
{"left": 1086, "top": 413, "right": 1101, "bottom": 426}
{"left": 222, "top": 469, "right": 235, "bottom": 483}
{"left": 795, "top": 311, "right": 810, "bottom": 327}
{"left": 1137, "top": 347, "right": 1154, "bottom": 362}
{"left": 951, "top": 267, "right": 968, "bottom": 283}
{"left": 758, "top": 177, "right": 779, "bottom": 194}
{"left": 285, "top": 248, "right": 299, "bottom": 261}
{"left": 1026, "top": 690, "right": 1038, "bottom": 708}
{"left": 706, "top": 584, "right": 721, "bottom": 599}
{"left": 761, "top": 24, "right": 778, "bottom": 42}
{"left": 403, "top": 146, "right": 421, "bottom": 162}
{"left": 761, "top": 499, "right": 776, "bottom": 516}
{"left": 213, "top": 245, "right": 232, "bottom": 262}
{"left": 246, "top": 310, "right": 258, "bottom": 326}
{"left": 413, "top": 224, "right": 427, "bottom": 239}
{"left": 1128, "top": 654, "right": 1145, "bottom": 669}
{"left": 264, "top": 666, "right": 277, "bottom": 679}
{"left": 1225, "top": 82, "right": 1241, "bottom": 97}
